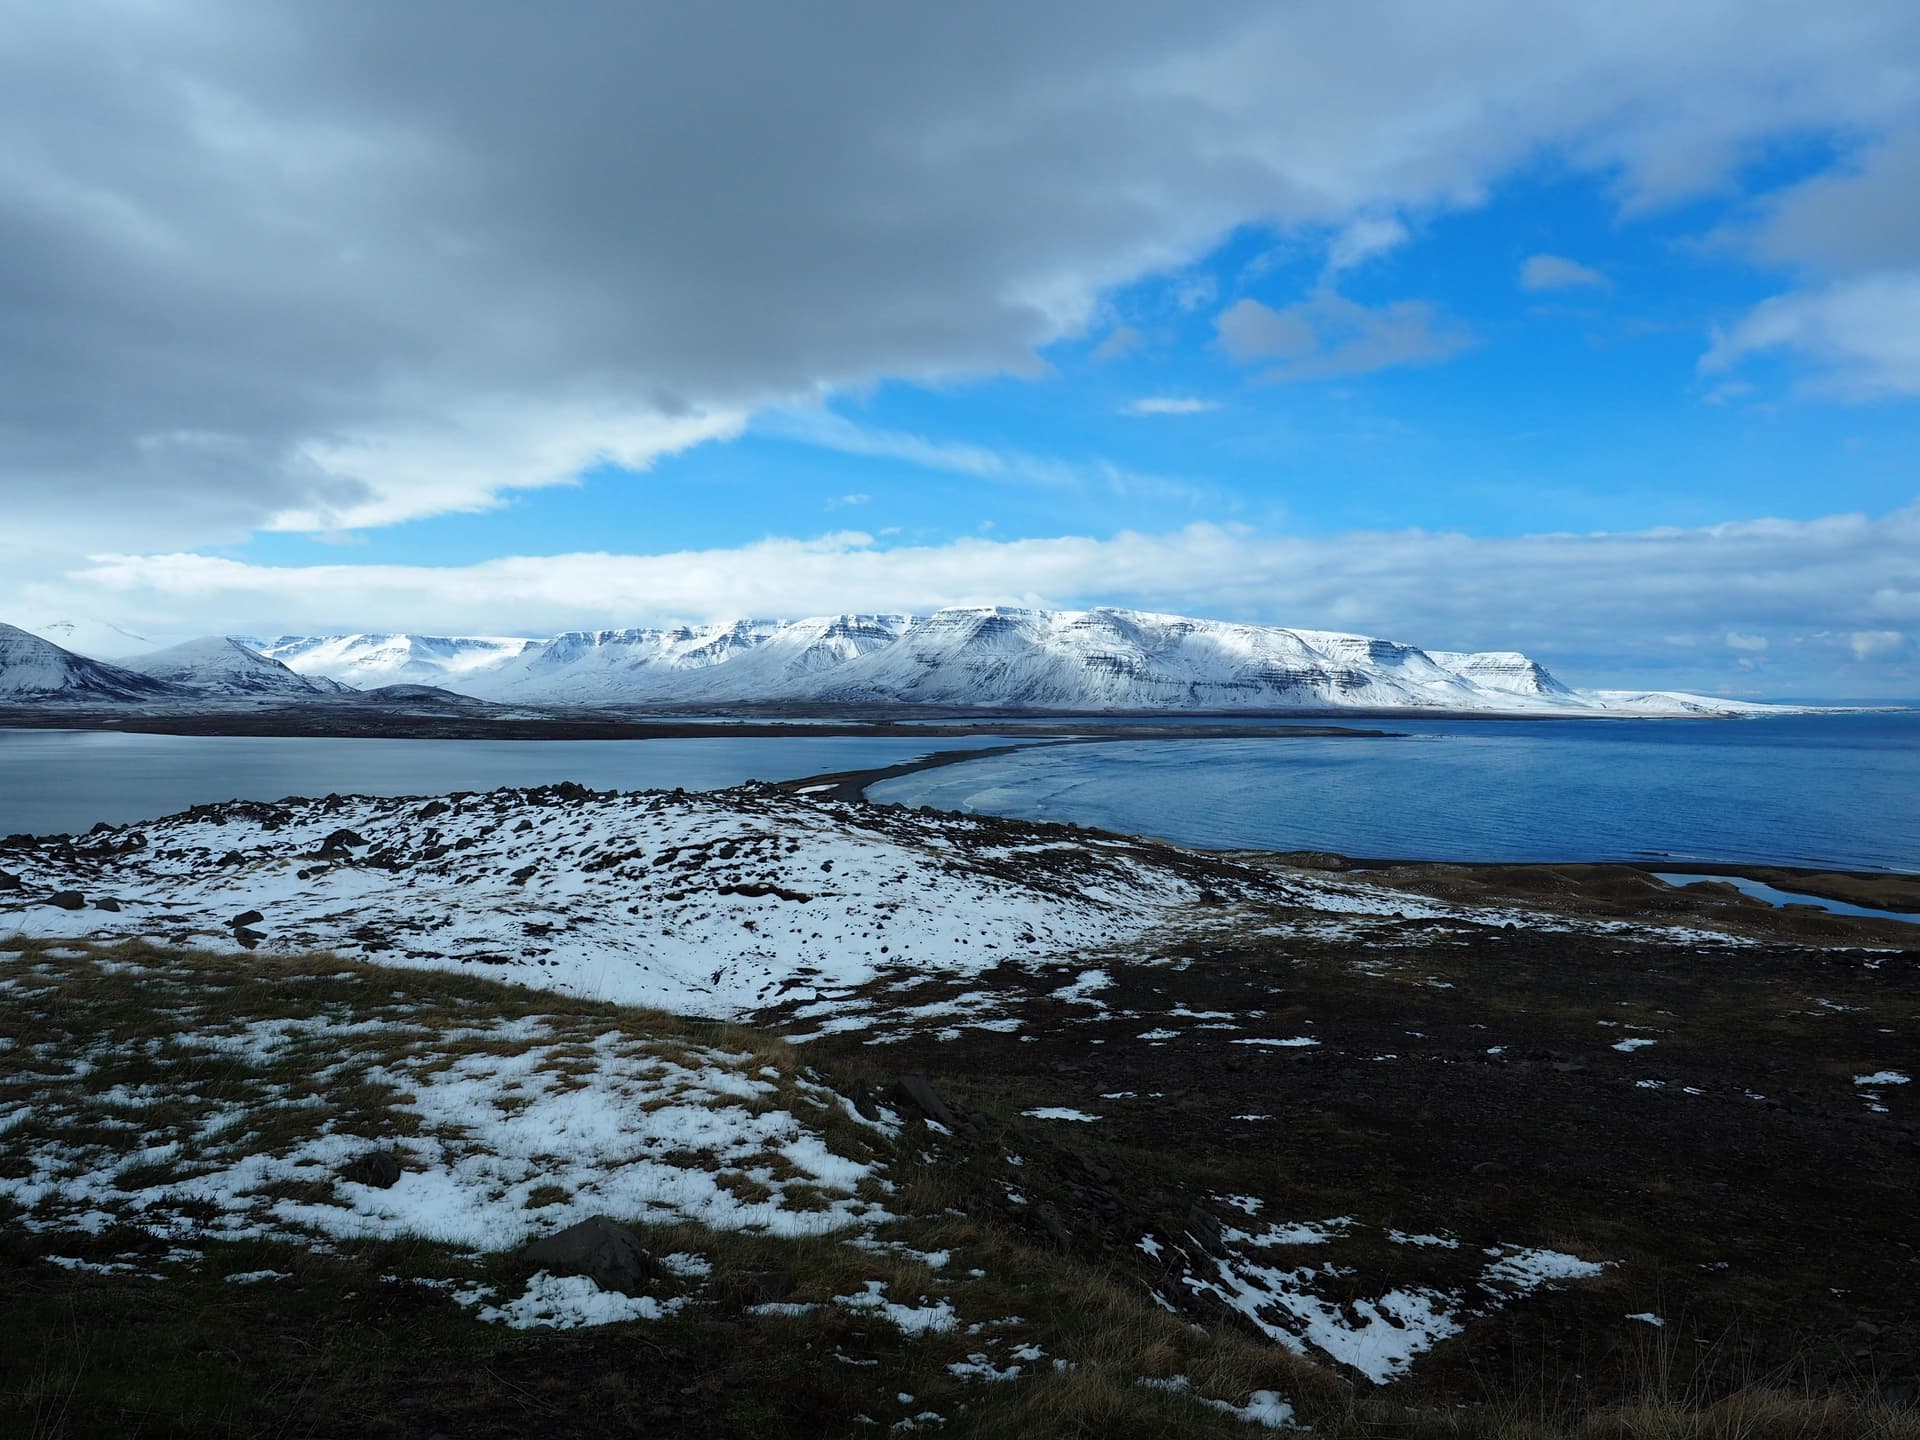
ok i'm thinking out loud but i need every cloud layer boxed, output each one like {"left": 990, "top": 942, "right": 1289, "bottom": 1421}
{"left": 4, "top": 0, "right": 1919, "bottom": 545}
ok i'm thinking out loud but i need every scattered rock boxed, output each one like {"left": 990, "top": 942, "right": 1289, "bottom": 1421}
{"left": 416, "top": 800, "right": 452, "bottom": 821}
{"left": 518, "top": 1215, "right": 672, "bottom": 1297}
{"left": 338, "top": 1151, "right": 404, "bottom": 1189}
{"left": 0, "top": 869, "right": 21, "bottom": 891}
{"left": 230, "top": 909, "right": 265, "bottom": 928}
{"left": 42, "top": 890, "right": 86, "bottom": 910}
{"left": 92, "top": 897, "right": 122, "bottom": 912}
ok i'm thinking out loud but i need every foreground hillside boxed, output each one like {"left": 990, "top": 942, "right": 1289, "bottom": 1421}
{"left": 4, "top": 791, "right": 1917, "bottom": 1437}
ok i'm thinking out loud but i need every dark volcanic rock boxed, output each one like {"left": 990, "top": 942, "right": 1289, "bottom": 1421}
{"left": 43, "top": 890, "right": 86, "bottom": 910}
{"left": 339, "top": 1150, "right": 404, "bottom": 1190}
{"left": 0, "top": 869, "right": 21, "bottom": 890}
{"left": 518, "top": 1215, "right": 671, "bottom": 1297}
{"left": 230, "top": 909, "right": 265, "bottom": 928}
{"left": 92, "top": 897, "right": 122, "bottom": 912}
{"left": 891, "top": 1074, "right": 963, "bottom": 1131}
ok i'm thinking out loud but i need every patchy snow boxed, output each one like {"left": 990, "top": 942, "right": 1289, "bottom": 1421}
{"left": 1232, "top": 1037, "right": 1320, "bottom": 1049}
{"left": 1626, "top": 1312, "right": 1666, "bottom": 1327}
{"left": 1141, "top": 1375, "right": 1300, "bottom": 1430}
{"left": 834, "top": 1280, "right": 957, "bottom": 1335}
{"left": 0, "top": 784, "right": 1263, "bottom": 1017}
{"left": 463, "top": 1270, "right": 677, "bottom": 1329}
{"left": 1612, "top": 1037, "right": 1657, "bottom": 1053}
{"left": 0, "top": 1001, "right": 896, "bottom": 1256}
{"left": 1022, "top": 1107, "right": 1099, "bottom": 1122}
{"left": 1854, "top": 1071, "right": 1910, "bottom": 1086}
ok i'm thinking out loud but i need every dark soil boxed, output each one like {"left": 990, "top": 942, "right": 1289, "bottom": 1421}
{"left": 759, "top": 876, "right": 1920, "bottom": 1410}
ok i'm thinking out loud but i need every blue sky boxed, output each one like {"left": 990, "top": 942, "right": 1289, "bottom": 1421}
{"left": 3, "top": 3, "right": 1917, "bottom": 696}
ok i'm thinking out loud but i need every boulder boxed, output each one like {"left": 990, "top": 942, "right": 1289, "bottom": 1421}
{"left": 42, "top": 890, "right": 86, "bottom": 910}
{"left": 0, "top": 869, "right": 21, "bottom": 890}
{"left": 890, "top": 1074, "right": 962, "bottom": 1131}
{"left": 339, "top": 1150, "right": 404, "bottom": 1189}
{"left": 317, "top": 827, "right": 367, "bottom": 858}
{"left": 92, "top": 897, "right": 123, "bottom": 912}
{"left": 518, "top": 1215, "right": 671, "bottom": 1297}
{"left": 230, "top": 909, "right": 264, "bottom": 928}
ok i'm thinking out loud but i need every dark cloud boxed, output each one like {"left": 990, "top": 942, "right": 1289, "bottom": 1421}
{"left": 0, "top": 0, "right": 1916, "bottom": 547}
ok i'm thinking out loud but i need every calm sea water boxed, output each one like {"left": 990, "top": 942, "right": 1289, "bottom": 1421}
{"left": 0, "top": 730, "right": 1019, "bottom": 837}
{"left": 870, "top": 713, "right": 1920, "bottom": 872}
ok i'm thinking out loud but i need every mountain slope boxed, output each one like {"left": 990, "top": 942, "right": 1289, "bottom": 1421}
{"left": 120, "top": 637, "right": 355, "bottom": 697}
{"left": 0, "top": 623, "right": 185, "bottom": 703}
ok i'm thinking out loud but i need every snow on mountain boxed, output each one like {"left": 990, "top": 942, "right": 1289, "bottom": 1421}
{"left": 467, "top": 614, "right": 916, "bottom": 703}
{"left": 22, "top": 617, "right": 154, "bottom": 660}
{"left": 0, "top": 623, "right": 184, "bottom": 703}
{"left": 120, "top": 637, "right": 355, "bottom": 697}
{"left": 251, "top": 633, "right": 538, "bottom": 688}
{"left": 136, "top": 608, "right": 1790, "bottom": 717}
{"left": 1428, "top": 650, "right": 1576, "bottom": 700}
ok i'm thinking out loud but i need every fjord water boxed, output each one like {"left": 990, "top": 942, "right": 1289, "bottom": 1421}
{"left": 871, "top": 712, "right": 1920, "bottom": 872}
{"left": 0, "top": 730, "right": 1019, "bottom": 837}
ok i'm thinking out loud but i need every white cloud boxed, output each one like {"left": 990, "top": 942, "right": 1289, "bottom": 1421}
{"left": 268, "top": 403, "right": 747, "bottom": 532}
{"left": 761, "top": 408, "right": 1202, "bottom": 500}
{"left": 1850, "top": 629, "right": 1905, "bottom": 659}
{"left": 1217, "top": 292, "right": 1474, "bottom": 381}
{"left": 1701, "top": 273, "right": 1920, "bottom": 397}
{"left": 1326, "top": 217, "right": 1410, "bottom": 274}
{"left": 1121, "top": 396, "right": 1222, "bottom": 416}
{"left": 825, "top": 492, "right": 872, "bottom": 509}
{"left": 1520, "top": 254, "right": 1609, "bottom": 291}
{"left": 35, "top": 502, "right": 1920, "bottom": 693}
{"left": 1725, "top": 631, "right": 1768, "bottom": 651}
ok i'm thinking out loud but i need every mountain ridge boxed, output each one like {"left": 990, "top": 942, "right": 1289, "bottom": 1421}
{"left": 3, "top": 608, "right": 1807, "bottom": 716}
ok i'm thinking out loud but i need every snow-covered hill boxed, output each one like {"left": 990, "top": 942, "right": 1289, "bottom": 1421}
{"left": 253, "top": 607, "right": 1777, "bottom": 716}
{"left": 121, "top": 637, "right": 355, "bottom": 698}
{"left": 0, "top": 623, "right": 185, "bottom": 703}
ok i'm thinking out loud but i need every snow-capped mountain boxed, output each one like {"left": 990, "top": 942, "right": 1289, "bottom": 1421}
{"left": 120, "top": 637, "right": 355, "bottom": 697}
{"left": 247, "top": 633, "right": 538, "bottom": 688}
{"left": 244, "top": 606, "right": 1775, "bottom": 716}
{"left": 464, "top": 614, "right": 915, "bottom": 703}
{"left": 0, "top": 623, "right": 185, "bottom": 703}
{"left": 22, "top": 617, "right": 154, "bottom": 659}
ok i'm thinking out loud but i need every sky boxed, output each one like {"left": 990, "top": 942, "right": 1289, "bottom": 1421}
{"left": 2, "top": 1, "right": 1918, "bottom": 697}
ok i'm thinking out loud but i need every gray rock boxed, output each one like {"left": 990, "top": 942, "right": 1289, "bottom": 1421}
{"left": 339, "top": 1150, "right": 404, "bottom": 1189}
{"left": 92, "top": 897, "right": 123, "bottom": 912}
{"left": 42, "top": 890, "right": 86, "bottom": 910}
{"left": 890, "top": 1074, "right": 962, "bottom": 1131}
{"left": 518, "top": 1215, "right": 671, "bottom": 1297}
{"left": 0, "top": 869, "right": 21, "bottom": 891}
{"left": 230, "top": 909, "right": 265, "bottom": 928}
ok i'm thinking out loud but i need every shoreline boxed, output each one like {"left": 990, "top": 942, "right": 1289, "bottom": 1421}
{"left": 791, "top": 744, "right": 1920, "bottom": 917}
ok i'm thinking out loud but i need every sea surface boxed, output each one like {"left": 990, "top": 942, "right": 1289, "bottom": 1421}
{"left": 0, "top": 730, "right": 1019, "bottom": 837}
{"left": 871, "top": 712, "right": 1920, "bottom": 872}
{"left": 3, "top": 713, "right": 1914, "bottom": 871}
